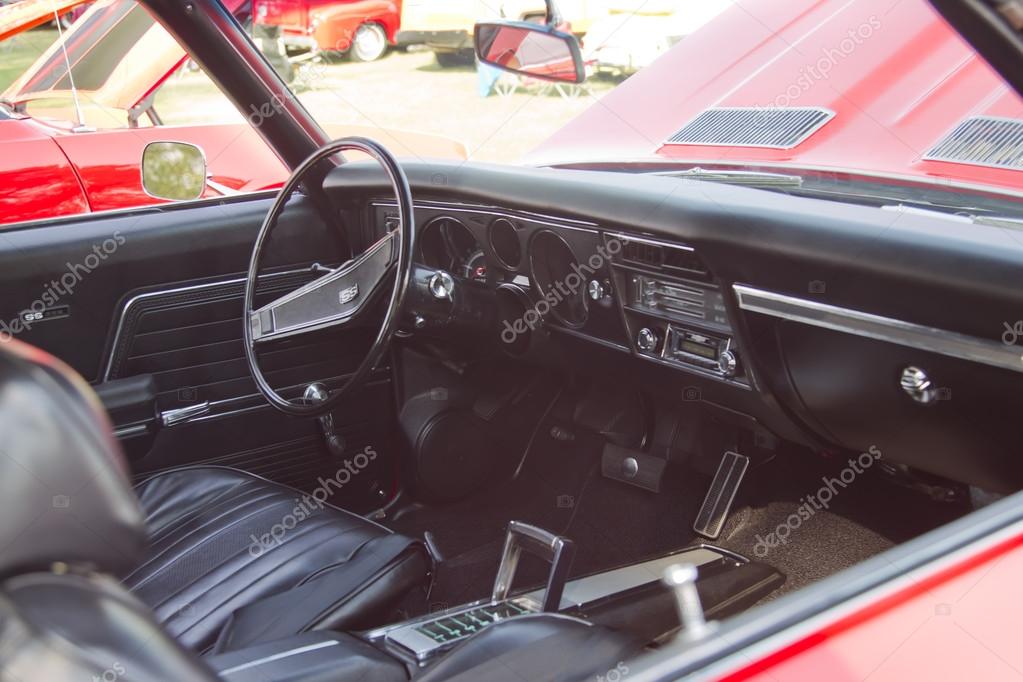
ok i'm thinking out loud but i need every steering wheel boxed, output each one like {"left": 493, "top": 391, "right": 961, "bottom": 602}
{"left": 243, "top": 137, "right": 415, "bottom": 416}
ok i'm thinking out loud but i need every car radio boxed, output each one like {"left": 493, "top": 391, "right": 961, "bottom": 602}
{"left": 666, "top": 325, "right": 739, "bottom": 377}
{"left": 635, "top": 322, "right": 740, "bottom": 378}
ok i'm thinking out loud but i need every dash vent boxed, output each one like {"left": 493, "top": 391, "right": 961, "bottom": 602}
{"left": 620, "top": 240, "right": 710, "bottom": 281}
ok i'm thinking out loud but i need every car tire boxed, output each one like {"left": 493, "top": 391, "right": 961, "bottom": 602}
{"left": 349, "top": 23, "right": 388, "bottom": 62}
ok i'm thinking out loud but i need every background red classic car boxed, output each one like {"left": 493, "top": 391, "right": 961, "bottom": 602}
{"left": 253, "top": 0, "right": 401, "bottom": 62}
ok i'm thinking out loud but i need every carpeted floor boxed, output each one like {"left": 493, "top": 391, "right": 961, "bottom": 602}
{"left": 386, "top": 404, "right": 969, "bottom": 612}
{"left": 387, "top": 419, "right": 708, "bottom": 610}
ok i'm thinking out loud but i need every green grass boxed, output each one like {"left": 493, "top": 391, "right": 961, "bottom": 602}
{"left": 0, "top": 28, "right": 57, "bottom": 92}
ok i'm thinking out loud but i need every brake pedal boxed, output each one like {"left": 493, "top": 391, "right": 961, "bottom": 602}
{"left": 693, "top": 451, "right": 749, "bottom": 539}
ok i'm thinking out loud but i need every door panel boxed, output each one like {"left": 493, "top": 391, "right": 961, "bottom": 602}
{"left": 0, "top": 195, "right": 398, "bottom": 512}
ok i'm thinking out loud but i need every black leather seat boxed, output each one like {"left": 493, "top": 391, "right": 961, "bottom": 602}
{"left": 0, "top": 339, "right": 220, "bottom": 680}
{"left": 0, "top": 338, "right": 428, "bottom": 659}
{"left": 128, "top": 465, "right": 429, "bottom": 652}
{"left": 0, "top": 339, "right": 641, "bottom": 681}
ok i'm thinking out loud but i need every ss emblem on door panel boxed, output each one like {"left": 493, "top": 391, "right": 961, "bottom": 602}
{"left": 340, "top": 284, "right": 360, "bottom": 305}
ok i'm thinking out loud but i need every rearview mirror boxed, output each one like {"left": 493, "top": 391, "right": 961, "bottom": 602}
{"left": 474, "top": 21, "right": 585, "bottom": 84}
{"left": 141, "top": 141, "right": 206, "bottom": 201}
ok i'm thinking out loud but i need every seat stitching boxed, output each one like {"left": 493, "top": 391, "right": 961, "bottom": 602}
{"left": 144, "top": 485, "right": 279, "bottom": 550}
{"left": 168, "top": 521, "right": 376, "bottom": 640}
{"left": 126, "top": 490, "right": 294, "bottom": 589}
{"left": 143, "top": 480, "right": 264, "bottom": 545}
{"left": 149, "top": 515, "right": 343, "bottom": 613}
{"left": 135, "top": 464, "right": 394, "bottom": 534}
{"left": 126, "top": 486, "right": 283, "bottom": 584}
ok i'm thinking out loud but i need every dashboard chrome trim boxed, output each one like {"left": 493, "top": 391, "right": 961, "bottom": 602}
{"left": 605, "top": 232, "right": 696, "bottom": 252}
{"left": 372, "top": 200, "right": 600, "bottom": 234}
{"left": 734, "top": 284, "right": 1023, "bottom": 373}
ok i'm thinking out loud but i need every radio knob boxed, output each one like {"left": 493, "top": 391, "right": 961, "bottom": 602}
{"left": 637, "top": 328, "right": 658, "bottom": 352}
{"left": 718, "top": 349, "right": 738, "bottom": 377}
{"left": 588, "top": 279, "right": 605, "bottom": 301}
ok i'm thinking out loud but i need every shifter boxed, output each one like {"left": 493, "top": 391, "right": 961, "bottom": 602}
{"left": 304, "top": 383, "right": 346, "bottom": 457}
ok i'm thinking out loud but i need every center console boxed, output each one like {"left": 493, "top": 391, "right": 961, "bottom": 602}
{"left": 366, "top": 523, "right": 782, "bottom": 667}
{"left": 372, "top": 521, "right": 574, "bottom": 662}
{"left": 209, "top": 522, "right": 783, "bottom": 681}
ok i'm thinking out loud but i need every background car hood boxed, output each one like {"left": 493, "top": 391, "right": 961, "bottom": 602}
{"left": 2, "top": 0, "right": 243, "bottom": 111}
{"left": 529, "top": 0, "right": 1023, "bottom": 195}
{"left": 0, "top": 0, "right": 89, "bottom": 40}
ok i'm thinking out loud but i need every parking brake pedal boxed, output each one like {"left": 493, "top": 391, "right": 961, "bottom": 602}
{"left": 693, "top": 451, "right": 749, "bottom": 539}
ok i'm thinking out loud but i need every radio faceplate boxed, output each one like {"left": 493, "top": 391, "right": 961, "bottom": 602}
{"left": 664, "top": 324, "right": 738, "bottom": 376}
{"left": 627, "top": 273, "right": 730, "bottom": 328}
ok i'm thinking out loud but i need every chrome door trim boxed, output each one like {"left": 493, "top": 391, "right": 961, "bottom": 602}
{"left": 102, "top": 267, "right": 318, "bottom": 381}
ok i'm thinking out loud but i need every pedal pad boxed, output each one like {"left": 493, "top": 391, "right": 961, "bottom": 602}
{"left": 693, "top": 451, "right": 749, "bottom": 539}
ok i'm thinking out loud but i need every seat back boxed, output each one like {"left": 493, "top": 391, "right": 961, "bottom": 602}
{"left": 0, "top": 339, "right": 217, "bottom": 681}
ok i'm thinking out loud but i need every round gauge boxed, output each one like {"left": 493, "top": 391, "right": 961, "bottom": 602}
{"left": 463, "top": 249, "right": 488, "bottom": 282}
{"left": 419, "top": 216, "right": 487, "bottom": 282}
{"left": 528, "top": 230, "right": 588, "bottom": 327}
{"left": 489, "top": 218, "right": 522, "bottom": 270}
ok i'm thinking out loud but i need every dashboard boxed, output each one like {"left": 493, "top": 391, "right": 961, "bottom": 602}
{"left": 374, "top": 201, "right": 750, "bottom": 390}
{"left": 330, "top": 160, "right": 1023, "bottom": 494}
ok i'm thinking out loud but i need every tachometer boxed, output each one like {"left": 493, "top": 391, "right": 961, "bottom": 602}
{"left": 419, "top": 216, "right": 487, "bottom": 283}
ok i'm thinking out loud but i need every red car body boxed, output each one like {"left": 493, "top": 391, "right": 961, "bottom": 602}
{"left": 531, "top": 0, "right": 1023, "bottom": 197}
{"left": 253, "top": 0, "right": 400, "bottom": 53}
{"left": 0, "top": 114, "right": 289, "bottom": 225}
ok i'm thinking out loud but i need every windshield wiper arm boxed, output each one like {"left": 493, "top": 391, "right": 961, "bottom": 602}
{"left": 655, "top": 167, "right": 804, "bottom": 188}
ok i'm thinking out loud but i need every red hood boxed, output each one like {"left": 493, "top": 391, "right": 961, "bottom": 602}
{"left": 529, "top": 0, "right": 1023, "bottom": 195}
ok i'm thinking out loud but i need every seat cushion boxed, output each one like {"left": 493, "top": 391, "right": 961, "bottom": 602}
{"left": 126, "top": 466, "right": 428, "bottom": 653}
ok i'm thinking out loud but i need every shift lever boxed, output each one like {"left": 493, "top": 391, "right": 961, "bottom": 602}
{"left": 492, "top": 521, "right": 574, "bottom": 612}
{"left": 304, "top": 383, "right": 345, "bottom": 457}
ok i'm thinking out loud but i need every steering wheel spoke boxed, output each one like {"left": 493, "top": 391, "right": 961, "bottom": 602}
{"left": 243, "top": 137, "right": 415, "bottom": 416}
{"left": 250, "top": 230, "right": 397, "bottom": 344}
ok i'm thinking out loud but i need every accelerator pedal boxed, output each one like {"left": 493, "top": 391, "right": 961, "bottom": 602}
{"left": 693, "top": 451, "right": 749, "bottom": 539}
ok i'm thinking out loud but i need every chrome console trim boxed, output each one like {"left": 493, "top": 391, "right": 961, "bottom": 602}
{"left": 734, "top": 284, "right": 1023, "bottom": 373}
{"left": 218, "top": 640, "right": 340, "bottom": 676}
{"left": 521, "top": 546, "right": 726, "bottom": 609}
{"left": 366, "top": 544, "right": 738, "bottom": 666}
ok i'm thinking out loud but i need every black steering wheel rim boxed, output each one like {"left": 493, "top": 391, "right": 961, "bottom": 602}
{"left": 243, "top": 137, "right": 415, "bottom": 416}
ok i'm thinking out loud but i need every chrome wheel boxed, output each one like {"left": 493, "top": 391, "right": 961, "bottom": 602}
{"left": 350, "top": 23, "right": 387, "bottom": 62}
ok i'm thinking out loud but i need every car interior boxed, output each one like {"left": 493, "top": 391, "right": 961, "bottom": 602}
{"left": 2, "top": 1, "right": 1023, "bottom": 681}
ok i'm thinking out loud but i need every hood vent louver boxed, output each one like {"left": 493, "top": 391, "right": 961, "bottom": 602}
{"left": 924, "top": 116, "right": 1023, "bottom": 171}
{"left": 666, "top": 107, "right": 834, "bottom": 149}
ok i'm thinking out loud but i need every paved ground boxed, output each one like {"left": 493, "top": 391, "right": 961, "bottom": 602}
{"left": 158, "top": 47, "right": 620, "bottom": 163}
{"left": 4, "top": 30, "right": 622, "bottom": 163}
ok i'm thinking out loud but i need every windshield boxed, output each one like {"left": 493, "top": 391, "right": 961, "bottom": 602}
{"left": 3, "top": 0, "right": 1022, "bottom": 215}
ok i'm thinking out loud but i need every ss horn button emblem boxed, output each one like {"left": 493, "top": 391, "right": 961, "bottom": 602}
{"left": 339, "top": 283, "right": 360, "bottom": 305}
